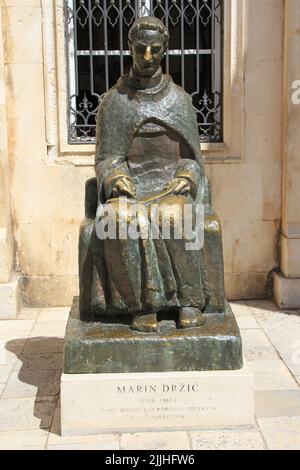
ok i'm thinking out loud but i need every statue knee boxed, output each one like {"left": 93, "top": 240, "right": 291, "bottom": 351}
{"left": 99, "top": 200, "right": 143, "bottom": 237}
{"left": 157, "top": 196, "right": 188, "bottom": 230}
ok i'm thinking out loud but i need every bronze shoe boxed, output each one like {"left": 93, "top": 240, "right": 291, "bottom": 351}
{"left": 131, "top": 313, "right": 158, "bottom": 333}
{"left": 179, "top": 307, "right": 206, "bottom": 329}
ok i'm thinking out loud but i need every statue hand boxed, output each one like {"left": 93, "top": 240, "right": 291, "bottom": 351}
{"left": 112, "top": 177, "right": 136, "bottom": 199}
{"left": 164, "top": 178, "right": 191, "bottom": 196}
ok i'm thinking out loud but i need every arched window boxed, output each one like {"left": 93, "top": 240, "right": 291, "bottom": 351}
{"left": 65, "top": 0, "right": 223, "bottom": 144}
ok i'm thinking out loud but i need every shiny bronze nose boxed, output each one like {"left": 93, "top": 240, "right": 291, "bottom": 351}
{"left": 143, "top": 46, "right": 152, "bottom": 62}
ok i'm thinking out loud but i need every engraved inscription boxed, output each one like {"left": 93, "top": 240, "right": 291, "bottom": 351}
{"left": 116, "top": 383, "right": 201, "bottom": 393}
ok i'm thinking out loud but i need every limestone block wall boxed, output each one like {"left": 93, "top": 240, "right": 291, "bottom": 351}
{"left": 274, "top": 0, "right": 300, "bottom": 309}
{"left": 1, "top": 0, "right": 284, "bottom": 307}
{"left": 0, "top": 3, "right": 20, "bottom": 318}
{"left": 2, "top": 0, "right": 94, "bottom": 306}
{"left": 0, "top": 4, "right": 12, "bottom": 282}
{"left": 208, "top": 0, "right": 283, "bottom": 300}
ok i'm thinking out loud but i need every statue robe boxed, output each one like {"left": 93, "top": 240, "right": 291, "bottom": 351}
{"left": 91, "top": 73, "right": 208, "bottom": 316}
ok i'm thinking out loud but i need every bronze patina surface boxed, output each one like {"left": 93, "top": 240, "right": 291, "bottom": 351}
{"left": 64, "top": 298, "right": 243, "bottom": 373}
{"left": 65, "top": 16, "right": 244, "bottom": 373}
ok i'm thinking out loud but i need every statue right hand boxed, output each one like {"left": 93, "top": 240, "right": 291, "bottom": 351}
{"left": 164, "top": 178, "right": 191, "bottom": 197}
{"left": 112, "top": 177, "right": 136, "bottom": 199}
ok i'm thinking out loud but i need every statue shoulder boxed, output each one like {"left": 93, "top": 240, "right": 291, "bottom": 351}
{"left": 98, "top": 75, "right": 131, "bottom": 118}
{"left": 171, "top": 81, "right": 193, "bottom": 104}
{"left": 99, "top": 86, "right": 118, "bottom": 113}
{"left": 168, "top": 81, "right": 195, "bottom": 116}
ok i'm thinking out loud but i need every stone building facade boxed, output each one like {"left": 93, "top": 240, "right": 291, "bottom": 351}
{"left": 0, "top": 0, "right": 299, "bottom": 317}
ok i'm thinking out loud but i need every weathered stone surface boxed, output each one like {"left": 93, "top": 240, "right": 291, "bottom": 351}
{"left": 274, "top": 273, "right": 300, "bottom": 309}
{"left": 0, "top": 277, "right": 20, "bottom": 319}
{"left": 63, "top": 298, "right": 243, "bottom": 374}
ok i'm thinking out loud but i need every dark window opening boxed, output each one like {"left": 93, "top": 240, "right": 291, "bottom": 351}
{"left": 65, "top": 0, "right": 223, "bottom": 144}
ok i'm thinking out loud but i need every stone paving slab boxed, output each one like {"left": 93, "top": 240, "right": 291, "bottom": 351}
{"left": 13, "top": 352, "right": 63, "bottom": 372}
{"left": 0, "top": 302, "right": 299, "bottom": 450}
{"left": 29, "top": 320, "right": 67, "bottom": 339}
{"left": 253, "top": 313, "right": 300, "bottom": 376}
{"left": 0, "top": 320, "right": 35, "bottom": 330}
{"left": 189, "top": 427, "right": 266, "bottom": 450}
{"left": 120, "top": 431, "right": 191, "bottom": 450}
{"left": 37, "top": 307, "right": 70, "bottom": 322}
{"left": 255, "top": 389, "right": 300, "bottom": 417}
{"left": 48, "top": 408, "right": 120, "bottom": 449}
{"left": 241, "top": 329, "right": 279, "bottom": 361}
{"left": 257, "top": 416, "right": 300, "bottom": 450}
{"left": 231, "top": 302, "right": 260, "bottom": 330}
{"left": 0, "top": 339, "right": 26, "bottom": 366}
{"left": 23, "top": 337, "right": 64, "bottom": 354}
{"left": 0, "top": 365, "right": 12, "bottom": 384}
{"left": 0, "top": 329, "right": 33, "bottom": 341}
{"left": 0, "top": 396, "right": 57, "bottom": 431}
{"left": 0, "top": 429, "right": 48, "bottom": 450}
{"left": 247, "top": 358, "right": 298, "bottom": 391}
{"left": 2, "top": 369, "right": 61, "bottom": 399}
{"left": 17, "top": 308, "right": 41, "bottom": 320}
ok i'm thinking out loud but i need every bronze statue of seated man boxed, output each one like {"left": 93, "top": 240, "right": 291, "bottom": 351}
{"left": 79, "top": 16, "right": 225, "bottom": 333}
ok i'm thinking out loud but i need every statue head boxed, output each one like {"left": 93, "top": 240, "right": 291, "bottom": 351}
{"left": 128, "top": 16, "right": 169, "bottom": 77}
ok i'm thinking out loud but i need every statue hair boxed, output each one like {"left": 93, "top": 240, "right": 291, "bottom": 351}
{"left": 128, "top": 16, "right": 169, "bottom": 49}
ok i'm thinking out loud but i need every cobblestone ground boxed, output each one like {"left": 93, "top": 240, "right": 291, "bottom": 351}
{"left": 0, "top": 301, "right": 300, "bottom": 450}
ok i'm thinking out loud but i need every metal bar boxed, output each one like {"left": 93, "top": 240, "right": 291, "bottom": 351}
{"left": 180, "top": 0, "right": 184, "bottom": 88}
{"left": 77, "top": 48, "right": 213, "bottom": 55}
{"left": 71, "top": 124, "right": 97, "bottom": 128}
{"left": 165, "top": 0, "right": 169, "bottom": 73}
{"left": 214, "top": 0, "right": 221, "bottom": 93}
{"left": 211, "top": 0, "right": 215, "bottom": 91}
{"left": 196, "top": 0, "right": 200, "bottom": 92}
{"left": 66, "top": 0, "right": 79, "bottom": 141}
{"left": 150, "top": 0, "right": 154, "bottom": 15}
{"left": 72, "top": 0, "right": 79, "bottom": 94}
{"left": 213, "top": 0, "right": 222, "bottom": 138}
{"left": 119, "top": 0, "right": 124, "bottom": 75}
{"left": 103, "top": 0, "right": 109, "bottom": 90}
{"left": 88, "top": 0, "right": 94, "bottom": 93}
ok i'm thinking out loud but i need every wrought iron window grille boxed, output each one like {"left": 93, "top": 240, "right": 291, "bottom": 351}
{"left": 65, "top": 0, "right": 223, "bottom": 144}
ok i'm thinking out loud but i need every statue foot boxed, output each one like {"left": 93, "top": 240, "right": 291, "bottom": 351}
{"left": 131, "top": 313, "right": 158, "bottom": 333}
{"left": 178, "top": 307, "right": 206, "bottom": 329}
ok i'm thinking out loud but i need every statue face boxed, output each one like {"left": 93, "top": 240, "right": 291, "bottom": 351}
{"left": 130, "top": 29, "right": 165, "bottom": 77}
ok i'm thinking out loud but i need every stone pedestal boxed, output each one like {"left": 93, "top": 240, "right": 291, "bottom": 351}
{"left": 61, "top": 365, "right": 254, "bottom": 436}
{"left": 64, "top": 298, "right": 243, "bottom": 374}
{"left": 61, "top": 298, "right": 251, "bottom": 436}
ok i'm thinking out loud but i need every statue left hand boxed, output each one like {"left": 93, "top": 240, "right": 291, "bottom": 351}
{"left": 164, "top": 177, "right": 191, "bottom": 196}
